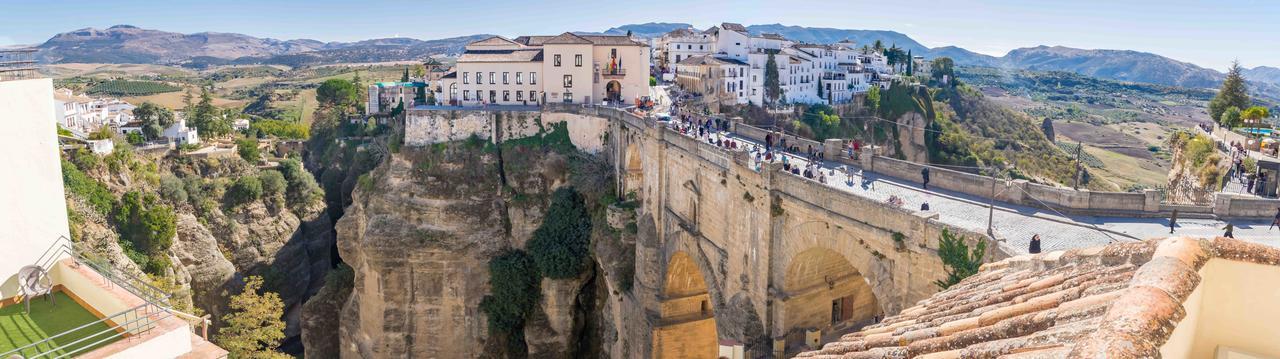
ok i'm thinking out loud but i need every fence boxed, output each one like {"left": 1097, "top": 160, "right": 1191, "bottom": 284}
{"left": 1, "top": 237, "right": 214, "bottom": 359}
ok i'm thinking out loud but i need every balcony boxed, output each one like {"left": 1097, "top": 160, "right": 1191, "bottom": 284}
{"left": 1, "top": 238, "right": 224, "bottom": 359}
{"left": 597, "top": 67, "right": 628, "bottom": 79}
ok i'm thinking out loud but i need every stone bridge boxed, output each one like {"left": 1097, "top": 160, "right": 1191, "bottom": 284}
{"left": 599, "top": 107, "right": 998, "bottom": 358}
{"left": 405, "top": 105, "right": 1002, "bottom": 358}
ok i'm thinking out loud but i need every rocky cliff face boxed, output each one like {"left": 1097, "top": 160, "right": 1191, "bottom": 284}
{"left": 333, "top": 136, "right": 637, "bottom": 358}
{"left": 64, "top": 151, "right": 334, "bottom": 350}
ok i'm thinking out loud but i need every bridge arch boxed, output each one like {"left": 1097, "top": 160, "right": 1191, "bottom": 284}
{"left": 653, "top": 250, "right": 719, "bottom": 359}
{"left": 773, "top": 220, "right": 895, "bottom": 349}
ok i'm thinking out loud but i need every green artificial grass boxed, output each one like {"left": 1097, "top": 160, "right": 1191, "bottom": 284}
{"left": 0, "top": 292, "right": 120, "bottom": 357}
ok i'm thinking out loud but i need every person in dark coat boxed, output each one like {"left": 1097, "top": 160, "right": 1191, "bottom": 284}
{"left": 921, "top": 167, "right": 931, "bottom": 190}
{"left": 1169, "top": 209, "right": 1178, "bottom": 234}
{"left": 1029, "top": 234, "right": 1042, "bottom": 254}
{"left": 1223, "top": 223, "right": 1234, "bottom": 238}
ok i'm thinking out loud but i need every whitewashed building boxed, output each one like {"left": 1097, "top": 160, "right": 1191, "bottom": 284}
{"left": 657, "top": 22, "right": 904, "bottom": 107}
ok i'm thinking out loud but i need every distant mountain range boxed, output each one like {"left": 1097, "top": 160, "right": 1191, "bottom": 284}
{"left": 36, "top": 25, "right": 488, "bottom": 68}
{"left": 31, "top": 24, "right": 1280, "bottom": 100}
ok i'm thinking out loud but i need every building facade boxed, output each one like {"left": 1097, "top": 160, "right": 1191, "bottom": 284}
{"left": 438, "top": 33, "right": 650, "bottom": 107}
{"left": 659, "top": 22, "right": 909, "bottom": 107}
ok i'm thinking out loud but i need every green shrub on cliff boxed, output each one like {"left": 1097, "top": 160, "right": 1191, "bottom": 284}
{"left": 527, "top": 187, "right": 593, "bottom": 279}
{"left": 934, "top": 229, "right": 985, "bottom": 289}
{"left": 479, "top": 248, "right": 541, "bottom": 357}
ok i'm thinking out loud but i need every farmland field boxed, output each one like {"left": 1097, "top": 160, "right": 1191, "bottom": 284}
{"left": 86, "top": 79, "right": 182, "bottom": 96}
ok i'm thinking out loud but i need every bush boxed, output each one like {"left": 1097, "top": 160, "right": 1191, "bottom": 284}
{"left": 237, "top": 137, "right": 261, "bottom": 163}
{"left": 69, "top": 148, "right": 101, "bottom": 171}
{"left": 226, "top": 176, "right": 264, "bottom": 207}
{"left": 115, "top": 191, "right": 176, "bottom": 260}
{"left": 526, "top": 187, "right": 593, "bottom": 279}
{"left": 62, "top": 159, "right": 116, "bottom": 216}
{"left": 933, "top": 229, "right": 985, "bottom": 289}
{"left": 279, "top": 159, "right": 323, "bottom": 206}
{"left": 259, "top": 170, "right": 287, "bottom": 197}
{"left": 479, "top": 250, "right": 540, "bottom": 333}
{"left": 159, "top": 174, "right": 189, "bottom": 204}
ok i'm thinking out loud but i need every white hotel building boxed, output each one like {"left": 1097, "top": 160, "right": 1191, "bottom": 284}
{"left": 437, "top": 32, "right": 650, "bottom": 107}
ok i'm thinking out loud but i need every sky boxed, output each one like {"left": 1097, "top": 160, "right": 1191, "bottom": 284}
{"left": 2, "top": 0, "right": 1276, "bottom": 71}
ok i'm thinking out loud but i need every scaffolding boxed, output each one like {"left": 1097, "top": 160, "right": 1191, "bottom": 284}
{"left": 0, "top": 48, "right": 39, "bottom": 82}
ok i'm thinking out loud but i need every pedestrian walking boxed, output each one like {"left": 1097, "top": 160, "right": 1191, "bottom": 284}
{"left": 1029, "top": 234, "right": 1042, "bottom": 254}
{"left": 1223, "top": 223, "right": 1234, "bottom": 238}
{"left": 1270, "top": 207, "right": 1280, "bottom": 230}
{"left": 921, "top": 167, "right": 931, "bottom": 190}
{"left": 1169, "top": 209, "right": 1178, "bottom": 234}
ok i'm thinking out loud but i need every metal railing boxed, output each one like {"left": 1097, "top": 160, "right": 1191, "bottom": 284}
{"left": 2, "top": 237, "right": 214, "bottom": 359}
{"left": 0, "top": 48, "right": 39, "bottom": 82}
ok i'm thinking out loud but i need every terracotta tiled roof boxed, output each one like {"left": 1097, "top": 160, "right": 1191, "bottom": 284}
{"left": 543, "top": 32, "right": 593, "bottom": 45}
{"left": 796, "top": 237, "right": 1280, "bottom": 359}
{"left": 721, "top": 22, "right": 748, "bottom": 33}
{"left": 514, "top": 33, "right": 645, "bottom": 46}
{"left": 457, "top": 49, "right": 543, "bottom": 62}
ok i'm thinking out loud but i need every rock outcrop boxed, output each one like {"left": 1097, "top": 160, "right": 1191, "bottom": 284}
{"left": 337, "top": 144, "right": 511, "bottom": 358}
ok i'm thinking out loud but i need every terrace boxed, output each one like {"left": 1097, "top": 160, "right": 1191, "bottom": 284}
{"left": 0, "top": 238, "right": 224, "bottom": 358}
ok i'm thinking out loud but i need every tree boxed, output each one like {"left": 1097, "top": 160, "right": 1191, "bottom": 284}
{"left": 181, "top": 89, "right": 194, "bottom": 113}
{"left": 1242, "top": 106, "right": 1271, "bottom": 129}
{"left": 134, "top": 102, "right": 175, "bottom": 140}
{"left": 237, "top": 137, "right": 261, "bottom": 163}
{"left": 933, "top": 229, "right": 986, "bottom": 289}
{"left": 226, "top": 175, "right": 264, "bottom": 207}
{"left": 219, "top": 276, "right": 289, "bottom": 359}
{"left": 412, "top": 64, "right": 426, "bottom": 79}
{"left": 906, "top": 50, "right": 914, "bottom": 76}
{"left": 316, "top": 79, "right": 358, "bottom": 112}
{"left": 1222, "top": 106, "right": 1243, "bottom": 129}
{"left": 189, "top": 86, "right": 232, "bottom": 138}
{"left": 865, "top": 85, "right": 881, "bottom": 113}
{"left": 259, "top": 170, "right": 287, "bottom": 197}
{"left": 816, "top": 78, "right": 824, "bottom": 100}
{"left": 401, "top": 67, "right": 411, "bottom": 82}
{"left": 930, "top": 57, "right": 955, "bottom": 85}
{"left": 1209, "top": 61, "right": 1250, "bottom": 124}
{"left": 526, "top": 187, "right": 593, "bottom": 278}
{"left": 764, "top": 53, "right": 781, "bottom": 106}
{"left": 873, "top": 40, "right": 884, "bottom": 52}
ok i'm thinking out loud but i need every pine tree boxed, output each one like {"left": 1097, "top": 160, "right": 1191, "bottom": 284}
{"left": 1209, "top": 61, "right": 1251, "bottom": 124}
{"left": 401, "top": 67, "right": 410, "bottom": 82}
{"left": 817, "top": 78, "right": 824, "bottom": 100}
{"left": 933, "top": 229, "right": 986, "bottom": 289}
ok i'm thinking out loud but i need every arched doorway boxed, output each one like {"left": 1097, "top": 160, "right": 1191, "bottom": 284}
{"left": 781, "top": 247, "right": 881, "bottom": 351}
{"left": 606, "top": 80, "right": 622, "bottom": 104}
{"left": 653, "top": 251, "right": 717, "bottom": 359}
{"left": 448, "top": 83, "right": 457, "bottom": 105}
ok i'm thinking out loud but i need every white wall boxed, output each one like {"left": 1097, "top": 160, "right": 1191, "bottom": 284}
{"left": 1161, "top": 259, "right": 1280, "bottom": 358}
{"left": 0, "top": 78, "right": 70, "bottom": 298}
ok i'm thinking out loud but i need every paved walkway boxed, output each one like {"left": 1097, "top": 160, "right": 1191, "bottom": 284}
{"left": 666, "top": 120, "right": 1280, "bottom": 255}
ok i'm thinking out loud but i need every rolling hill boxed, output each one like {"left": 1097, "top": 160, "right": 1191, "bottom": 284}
{"left": 31, "top": 23, "right": 1280, "bottom": 101}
